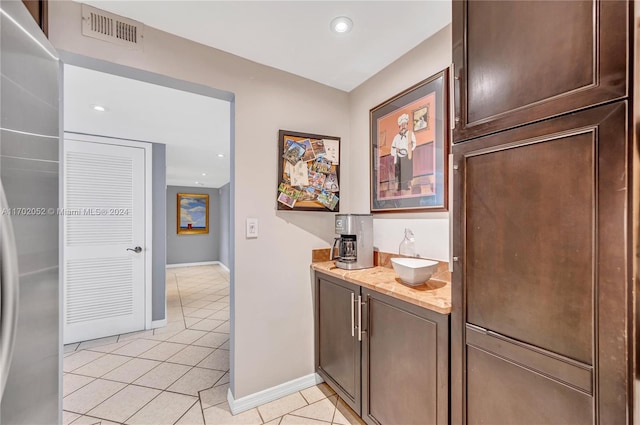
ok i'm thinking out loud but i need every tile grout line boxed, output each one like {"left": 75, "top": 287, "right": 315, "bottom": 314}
{"left": 63, "top": 366, "right": 230, "bottom": 399}
{"left": 65, "top": 365, "right": 228, "bottom": 399}
{"left": 256, "top": 405, "right": 266, "bottom": 424}
{"left": 198, "top": 399, "right": 207, "bottom": 425}
{"left": 64, "top": 332, "right": 150, "bottom": 399}
{"left": 60, "top": 376, "right": 97, "bottom": 400}
{"left": 64, "top": 265, "right": 233, "bottom": 425}
{"left": 288, "top": 409, "right": 337, "bottom": 424}
{"left": 79, "top": 380, "right": 137, "bottom": 424}
{"left": 330, "top": 398, "right": 338, "bottom": 425}
{"left": 119, "top": 383, "right": 165, "bottom": 425}
{"left": 63, "top": 351, "right": 109, "bottom": 374}
{"left": 187, "top": 270, "right": 232, "bottom": 425}
{"left": 289, "top": 413, "right": 335, "bottom": 425}
{"left": 67, "top": 373, "right": 207, "bottom": 424}
{"left": 170, "top": 398, "right": 199, "bottom": 425}
{"left": 68, "top": 352, "right": 146, "bottom": 379}
{"left": 281, "top": 391, "right": 333, "bottom": 424}
{"left": 172, "top": 271, "right": 189, "bottom": 331}
{"left": 300, "top": 390, "right": 312, "bottom": 405}
{"left": 68, "top": 412, "right": 125, "bottom": 425}
{"left": 176, "top": 264, "right": 228, "bottom": 424}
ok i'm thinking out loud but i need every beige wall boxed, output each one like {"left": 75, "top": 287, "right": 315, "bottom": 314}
{"left": 49, "top": 1, "right": 453, "bottom": 399}
{"left": 347, "top": 25, "right": 452, "bottom": 261}
{"left": 49, "top": 1, "right": 349, "bottom": 398}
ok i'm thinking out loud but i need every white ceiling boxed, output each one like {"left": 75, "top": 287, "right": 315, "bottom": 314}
{"left": 65, "top": 1, "right": 451, "bottom": 189}
{"left": 64, "top": 64, "right": 231, "bottom": 188}
{"left": 79, "top": 0, "right": 452, "bottom": 92}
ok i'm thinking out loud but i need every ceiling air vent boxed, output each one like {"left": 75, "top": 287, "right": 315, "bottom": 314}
{"left": 81, "top": 4, "right": 144, "bottom": 49}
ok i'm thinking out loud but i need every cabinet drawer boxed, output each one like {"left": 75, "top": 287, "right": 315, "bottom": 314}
{"left": 466, "top": 344, "right": 593, "bottom": 425}
{"left": 466, "top": 324, "right": 592, "bottom": 394}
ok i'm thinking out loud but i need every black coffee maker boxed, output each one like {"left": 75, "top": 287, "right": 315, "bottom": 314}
{"left": 330, "top": 214, "right": 373, "bottom": 270}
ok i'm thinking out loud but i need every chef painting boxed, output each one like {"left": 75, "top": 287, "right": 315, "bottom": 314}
{"left": 371, "top": 70, "right": 448, "bottom": 212}
{"left": 374, "top": 90, "right": 437, "bottom": 202}
{"left": 390, "top": 113, "right": 417, "bottom": 191}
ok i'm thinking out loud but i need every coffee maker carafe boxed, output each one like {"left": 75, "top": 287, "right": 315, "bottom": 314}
{"left": 331, "top": 214, "right": 373, "bottom": 270}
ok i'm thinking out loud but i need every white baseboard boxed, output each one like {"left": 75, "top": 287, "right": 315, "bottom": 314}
{"left": 227, "top": 373, "right": 324, "bottom": 415}
{"left": 218, "top": 262, "right": 230, "bottom": 273}
{"left": 150, "top": 319, "right": 167, "bottom": 329}
{"left": 166, "top": 261, "right": 220, "bottom": 269}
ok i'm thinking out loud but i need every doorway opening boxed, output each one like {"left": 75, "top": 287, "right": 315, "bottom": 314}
{"left": 60, "top": 53, "right": 236, "bottom": 422}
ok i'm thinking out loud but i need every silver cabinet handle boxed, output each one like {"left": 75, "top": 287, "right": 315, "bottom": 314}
{"left": 0, "top": 180, "right": 20, "bottom": 400}
{"left": 127, "top": 246, "right": 142, "bottom": 253}
{"left": 350, "top": 292, "right": 355, "bottom": 337}
{"left": 357, "top": 295, "right": 364, "bottom": 341}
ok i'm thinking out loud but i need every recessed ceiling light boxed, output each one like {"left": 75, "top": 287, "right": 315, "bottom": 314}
{"left": 92, "top": 104, "right": 108, "bottom": 112}
{"left": 195, "top": 181, "right": 199, "bottom": 185}
{"left": 202, "top": 173, "right": 207, "bottom": 176}
{"left": 330, "top": 16, "right": 353, "bottom": 34}
{"left": 217, "top": 154, "right": 224, "bottom": 158}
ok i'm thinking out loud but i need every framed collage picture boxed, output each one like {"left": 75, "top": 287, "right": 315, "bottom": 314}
{"left": 370, "top": 69, "right": 449, "bottom": 213}
{"left": 277, "top": 130, "right": 340, "bottom": 211}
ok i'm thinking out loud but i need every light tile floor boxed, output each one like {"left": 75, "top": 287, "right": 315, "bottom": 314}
{"left": 63, "top": 265, "right": 363, "bottom": 425}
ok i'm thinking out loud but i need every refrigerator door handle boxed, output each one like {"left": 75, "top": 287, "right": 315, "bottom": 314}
{"left": 0, "top": 180, "right": 20, "bottom": 400}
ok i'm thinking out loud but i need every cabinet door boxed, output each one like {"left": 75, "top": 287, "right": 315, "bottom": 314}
{"left": 21, "top": 1, "right": 48, "bottom": 36}
{"left": 452, "top": 0, "right": 628, "bottom": 142}
{"left": 315, "top": 273, "right": 361, "bottom": 414}
{"left": 451, "top": 102, "right": 628, "bottom": 424}
{"left": 361, "top": 289, "right": 449, "bottom": 425}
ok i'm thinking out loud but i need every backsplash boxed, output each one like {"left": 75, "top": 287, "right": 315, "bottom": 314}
{"left": 312, "top": 248, "right": 450, "bottom": 281}
{"left": 311, "top": 248, "right": 333, "bottom": 263}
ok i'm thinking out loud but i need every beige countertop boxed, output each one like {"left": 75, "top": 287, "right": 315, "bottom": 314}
{"left": 311, "top": 259, "right": 452, "bottom": 315}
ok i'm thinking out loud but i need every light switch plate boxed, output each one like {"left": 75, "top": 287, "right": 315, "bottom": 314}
{"left": 246, "top": 218, "right": 258, "bottom": 238}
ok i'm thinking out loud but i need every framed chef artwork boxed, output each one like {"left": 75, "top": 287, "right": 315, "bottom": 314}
{"left": 370, "top": 68, "right": 449, "bottom": 213}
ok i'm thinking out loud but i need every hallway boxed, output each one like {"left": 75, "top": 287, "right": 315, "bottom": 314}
{"left": 62, "top": 265, "right": 362, "bottom": 425}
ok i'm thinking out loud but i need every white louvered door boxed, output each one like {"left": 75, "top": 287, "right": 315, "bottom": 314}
{"left": 63, "top": 138, "right": 146, "bottom": 344}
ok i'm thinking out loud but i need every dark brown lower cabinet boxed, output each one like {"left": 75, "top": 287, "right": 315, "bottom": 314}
{"left": 361, "top": 288, "right": 449, "bottom": 425}
{"left": 316, "top": 273, "right": 361, "bottom": 414}
{"left": 452, "top": 101, "right": 630, "bottom": 424}
{"left": 315, "top": 272, "right": 449, "bottom": 425}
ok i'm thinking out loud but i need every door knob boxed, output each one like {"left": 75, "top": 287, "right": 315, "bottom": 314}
{"left": 127, "top": 246, "right": 142, "bottom": 253}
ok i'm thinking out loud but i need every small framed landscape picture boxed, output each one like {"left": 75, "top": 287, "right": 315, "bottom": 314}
{"left": 177, "top": 193, "right": 209, "bottom": 234}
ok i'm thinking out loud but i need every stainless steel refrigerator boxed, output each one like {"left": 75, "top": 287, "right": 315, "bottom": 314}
{"left": 1, "top": 1, "right": 60, "bottom": 424}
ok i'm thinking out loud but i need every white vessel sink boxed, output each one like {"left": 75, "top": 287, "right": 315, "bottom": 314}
{"left": 391, "top": 258, "right": 439, "bottom": 286}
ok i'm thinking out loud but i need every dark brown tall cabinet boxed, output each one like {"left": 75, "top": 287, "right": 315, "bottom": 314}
{"left": 451, "top": 1, "right": 637, "bottom": 424}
